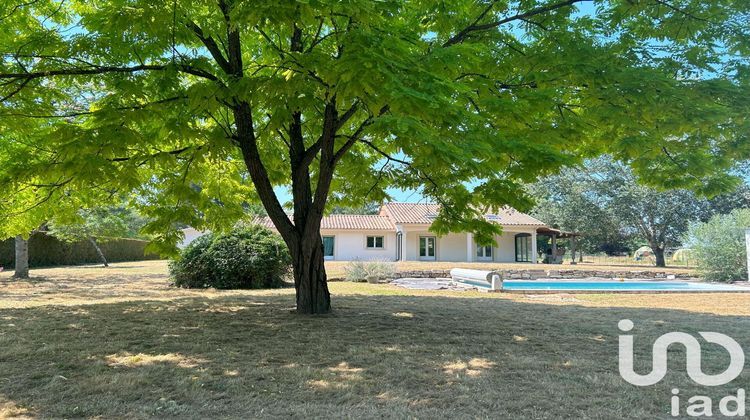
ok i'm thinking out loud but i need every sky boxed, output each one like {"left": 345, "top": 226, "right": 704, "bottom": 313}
{"left": 274, "top": 186, "right": 426, "bottom": 207}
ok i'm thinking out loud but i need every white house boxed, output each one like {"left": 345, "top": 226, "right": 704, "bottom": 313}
{"left": 255, "top": 202, "right": 548, "bottom": 263}
{"left": 178, "top": 227, "right": 207, "bottom": 249}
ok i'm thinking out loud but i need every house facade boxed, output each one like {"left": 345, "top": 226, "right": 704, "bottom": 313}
{"left": 256, "top": 202, "right": 547, "bottom": 263}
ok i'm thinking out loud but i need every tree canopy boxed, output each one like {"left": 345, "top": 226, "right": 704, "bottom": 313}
{"left": 1, "top": 0, "right": 749, "bottom": 312}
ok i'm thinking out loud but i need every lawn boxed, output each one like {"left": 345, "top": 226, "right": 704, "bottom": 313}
{"left": 1, "top": 261, "right": 748, "bottom": 418}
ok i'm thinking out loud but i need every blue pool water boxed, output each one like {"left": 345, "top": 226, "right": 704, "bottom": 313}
{"left": 500, "top": 280, "right": 747, "bottom": 292}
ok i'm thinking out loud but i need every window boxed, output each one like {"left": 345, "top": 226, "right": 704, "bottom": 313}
{"left": 515, "top": 233, "right": 532, "bottom": 262}
{"left": 366, "top": 236, "right": 384, "bottom": 249}
{"left": 476, "top": 244, "right": 492, "bottom": 260}
{"left": 419, "top": 236, "right": 436, "bottom": 260}
{"left": 322, "top": 236, "right": 335, "bottom": 259}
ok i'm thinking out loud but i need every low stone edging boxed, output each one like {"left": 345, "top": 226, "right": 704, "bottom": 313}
{"left": 389, "top": 268, "right": 696, "bottom": 281}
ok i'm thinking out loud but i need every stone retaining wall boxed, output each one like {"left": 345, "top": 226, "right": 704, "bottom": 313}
{"left": 391, "top": 268, "right": 695, "bottom": 280}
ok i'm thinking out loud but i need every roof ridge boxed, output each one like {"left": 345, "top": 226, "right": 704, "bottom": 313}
{"left": 325, "top": 214, "right": 389, "bottom": 217}
{"left": 384, "top": 201, "right": 438, "bottom": 206}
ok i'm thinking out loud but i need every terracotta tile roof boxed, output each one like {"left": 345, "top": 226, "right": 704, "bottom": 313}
{"left": 381, "top": 202, "right": 546, "bottom": 226}
{"left": 255, "top": 214, "right": 394, "bottom": 230}
{"left": 380, "top": 202, "right": 441, "bottom": 224}
{"left": 254, "top": 203, "right": 546, "bottom": 231}
{"left": 483, "top": 208, "right": 547, "bottom": 226}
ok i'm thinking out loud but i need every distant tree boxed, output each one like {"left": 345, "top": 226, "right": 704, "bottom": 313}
{"left": 329, "top": 202, "right": 381, "bottom": 215}
{"left": 702, "top": 183, "right": 750, "bottom": 220}
{"left": 594, "top": 162, "right": 705, "bottom": 267}
{"left": 48, "top": 207, "right": 149, "bottom": 267}
{"left": 532, "top": 158, "right": 736, "bottom": 267}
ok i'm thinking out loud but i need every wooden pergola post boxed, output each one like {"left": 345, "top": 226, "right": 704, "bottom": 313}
{"left": 551, "top": 233, "right": 557, "bottom": 263}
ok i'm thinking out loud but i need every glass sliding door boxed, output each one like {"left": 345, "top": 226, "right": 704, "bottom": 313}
{"left": 515, "top": 233, "right": 531, "bottom": 262}
{"left": 419, "top": 236, "right": 436, "bottom": 260}
{"left": 322, "top": 236, "right": 335, "bottom": 260}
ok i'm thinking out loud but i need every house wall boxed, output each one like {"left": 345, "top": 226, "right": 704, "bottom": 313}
{"left": 494, "top": 228, "right": 539, "bottom": 262}
{"left": 402, "top": 231, "right": 468, "bottom": 262}
{"left": 493, "top": 232, "right": 518, "bottom": 262}
{"left": 199, "top": 222, "right": 541, "bottom": 263}
{"left": 439, "top": 232, "right": 469, "bottom": 261}
{"left": 403, "top": 229, "right": 434, "bottom": 261}
{"left": 178, "top": 228, "right": 208, "bottom": 249}
{"left": 320, "top": 230, "right": 397, "bottom": 261}
{"left": 403, "top": 227, "right": 538, "bottom": 263}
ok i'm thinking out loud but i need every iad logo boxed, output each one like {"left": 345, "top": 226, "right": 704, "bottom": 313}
{"left": 618, "top": 319, "right": 745, "bottom": 386}
{"left": 618, "top": 319, "right": 746, "bottom": 417}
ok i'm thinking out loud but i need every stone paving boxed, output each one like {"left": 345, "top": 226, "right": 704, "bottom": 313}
{"left": 390, "top": 278, "right": 477, "bottom": 291}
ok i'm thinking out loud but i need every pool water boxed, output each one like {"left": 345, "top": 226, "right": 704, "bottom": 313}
{"left": 500, "top": 280, "right": 748, "bottom": 292}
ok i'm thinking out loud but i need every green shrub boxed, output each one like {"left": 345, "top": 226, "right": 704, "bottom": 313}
{"left": 344, "top": 259, "right": 395, "bottom": 282}
{"left": 170, "top": 225, "right": 291, "bottom": 289}
{"left": 684, "top": 209, "right": 750, "bottom": 282}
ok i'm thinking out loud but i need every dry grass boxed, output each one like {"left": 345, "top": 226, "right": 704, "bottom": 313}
{"left": 0, "top": 261, "right": 748, "bottom": 418}
{"left": 325, "top": 260, "right": 695, "bottom": 279}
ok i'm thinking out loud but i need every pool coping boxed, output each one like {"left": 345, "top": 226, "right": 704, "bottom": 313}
{"left": 472, "top": 278, "right": 750, "bottom": 294}
{"left": 389, "top": 277, "right": 750, "bottom": 293}
{"left": 499, "top": 288, "right": 750, "bottom": 294}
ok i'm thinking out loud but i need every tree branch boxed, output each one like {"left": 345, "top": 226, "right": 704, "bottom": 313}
{"left": 443, "top": 0, "right": 591, "bottom": 47}
{"left": 0, "top": 63, "right": 220, "bottom": 83}
{"left": 332, "top": 105, "right": 388, "bottom": 164}
{"left": 218, "top": 0, "right": 242, "bottom": 77}
{"left": 298, "top": 100, "right": 361, "bottom": 169}
{"left": 653, "top": 0, "right": 708, "bottom": 22}
{"left": 0, "top": 96, "right": 187, "bottom": 118}
{"left": 185, "top": 20, "right": 232, "bottom": 73}
{"left": 107, "top": 144, "right": 200, "bottom": 162}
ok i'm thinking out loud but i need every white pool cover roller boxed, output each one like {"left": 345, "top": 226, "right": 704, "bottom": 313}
{"left": 450, "top": 268, "right": 503, "bottom": 291}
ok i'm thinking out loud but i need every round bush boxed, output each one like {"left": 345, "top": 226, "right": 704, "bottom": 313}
{"left": 684, "top": 209, "right": 750, "bottom": 282}
{"left": 170, "top": 225, "right": 291, "bottom": 289}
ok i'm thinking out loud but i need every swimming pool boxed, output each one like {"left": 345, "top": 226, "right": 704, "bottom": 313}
{"left": 499, "top": 280, "right": 749, "bottom": 293}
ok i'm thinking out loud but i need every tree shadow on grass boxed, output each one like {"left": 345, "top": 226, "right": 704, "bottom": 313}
{"left": 0, "top": 293, "right": 748, "bottom": 419}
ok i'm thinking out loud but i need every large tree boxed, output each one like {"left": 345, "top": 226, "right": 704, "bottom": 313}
{"left": 1, "top": 1, "right": 749, "bottom": 312}
{"left": 589, "top": 160, "right": 706, "bottom": 266}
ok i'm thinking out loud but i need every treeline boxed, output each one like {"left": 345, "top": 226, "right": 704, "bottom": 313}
{"left": 0, "top": 232, "right": 159, "bottom": 268}
{"left": 531, "top": 157, "right": 750, "bottom": 267}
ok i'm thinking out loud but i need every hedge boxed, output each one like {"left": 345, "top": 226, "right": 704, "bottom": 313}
{"left": 0, "top": 232, "right": 160, "bottom": 268}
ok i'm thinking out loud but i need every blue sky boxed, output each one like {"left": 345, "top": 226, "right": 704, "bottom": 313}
{"left": 274, "top": 186, "right": 425, "bottom": 206}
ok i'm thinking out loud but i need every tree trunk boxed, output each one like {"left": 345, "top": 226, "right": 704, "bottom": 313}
{"left": 291, "top": 234, "right": 331, "bottom": 314}
{"left": 569, "top": 236, "right": 577, "bottom": 265}
{"left": 88, "top": 236, "right": 109, "bottom": 267}
{"left": 652, "top": 245, "right": 666, "bottom": 267}
{"left": 13, "top": 235, "right": 29, "bottom": 279}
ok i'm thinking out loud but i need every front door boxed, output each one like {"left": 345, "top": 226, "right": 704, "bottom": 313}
{"left": 419, "top": 236, "right": 436, "bottom": 260}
